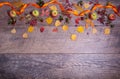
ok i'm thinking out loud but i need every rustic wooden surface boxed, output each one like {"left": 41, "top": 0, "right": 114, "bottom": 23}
{"left": 0, "top": 0, "right": 120, "bottom": 79}
{"left": 0, "top": 54, "right": 120, "bottom": 79}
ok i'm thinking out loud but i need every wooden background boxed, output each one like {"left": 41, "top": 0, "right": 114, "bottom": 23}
{"left": 0, "top": 0, "right": 120, "bottom": 79}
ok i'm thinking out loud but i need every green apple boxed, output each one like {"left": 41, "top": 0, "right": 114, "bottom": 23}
{"left": 108, "top": 14, "right": 116, "bottom": 21}
{"left": 9, "top": 10, "right": 17, "bottom": 18}
{"left": 89, "top": 12, "right": 98, "bottom": 20}
{"left": 32, "top": 10, "right": 39, "bottom": 17}
{"left": 51, "top": 10, "right": 58, "bottom": 17}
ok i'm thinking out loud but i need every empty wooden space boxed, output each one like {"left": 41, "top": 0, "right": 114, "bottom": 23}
{"left": 0, "top": 54, "right": 120, "bottom": 79}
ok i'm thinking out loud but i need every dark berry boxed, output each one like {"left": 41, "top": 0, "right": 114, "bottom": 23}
{"left": 40, "top": 27, "right": 44, "bottom": 32}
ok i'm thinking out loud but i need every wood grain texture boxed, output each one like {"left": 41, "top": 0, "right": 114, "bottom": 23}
{"left": 0, "top": 26, "right": 120, "bottom": 53}
{"left": 0, "top": 54, "right": 120, "bottom": 79}
{"left": 0, "top": 0, "right": 120, "bottom": 79}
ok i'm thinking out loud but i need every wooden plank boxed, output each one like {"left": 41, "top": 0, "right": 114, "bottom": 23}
{"left": 0, "top": 54, "right": 120, "bottom": 79}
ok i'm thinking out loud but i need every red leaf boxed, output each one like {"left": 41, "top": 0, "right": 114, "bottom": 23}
{"left": 52, "top": 28, "right": 58, "bottom": 32}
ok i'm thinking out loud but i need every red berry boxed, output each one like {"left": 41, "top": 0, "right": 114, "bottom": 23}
{"left": 89, "top": 1, "right": 93, "bottom": 4}
{"left": 75, "top": 20, "right": 79, "bottom": 24}
{"left": 75, "top": 18, "right": 80, "bottom": 24}
{"left": 80, "top": 17, "right": 84, "bottom": 20}
{"left": 40, "top": 27, "right": 45, "bottom": 32}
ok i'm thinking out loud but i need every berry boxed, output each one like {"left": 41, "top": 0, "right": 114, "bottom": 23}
{"left": 40, "top": 27, "right": 45, "bottom": 32}
{"left": 30, "top": 19, "right": 37, "bottom": 26}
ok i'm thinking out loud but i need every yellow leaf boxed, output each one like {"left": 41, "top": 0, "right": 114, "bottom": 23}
{"left": 73, "top": 10, "right": 79, "bottom": 16}
{"left": 84, "top": 3, "right": 91, "bottom": 9}
{"left": 46, "top": 17, "right": 53, "bottom": 25}
{"left": 11, "top": 0, "right": 24, "bottom": 8}
{"left": 77, "top": 26, "right": 84, "bottom": 33}
{"left": 104, "top": 28, "right": 111, "bottom": 35}
{"left": 92, "top": 28, "right": 97, "bottom": 34}
{"left": 73, "top": 4, "right": 83, "bottom": 11}
{"left": 85, "top": 19, "right": 94, "bottom": 27}
{"left": 71, "top": 34, "right": 77, "bottom": 41}
{"left": 28, "top": 26, "right": 34, "bottom": 33}
{"left": 11, "top": 28, "right": 16, "bottom": 34}
{"left": 85, "top": 23, "right": 89, "bottom": 29}
{"left": 55, "top": 20, "right": 61, "bottom": 27}
{"left": 62, "top": 25, "right": 68, "bottom": 31}
{"left": 22, "top": 33, "right": 28, "bottom": 39}
{"left": 49, "top": 5, "right": 57, "bottom": 10}
{"left": 85, "top": 19, "right": 91, "bottom": 24}
{"left": 90, "top": 21, "right": 95, "bottom": 27}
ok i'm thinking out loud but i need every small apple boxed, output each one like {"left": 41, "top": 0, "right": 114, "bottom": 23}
{"left": 32, "top": 10, "right": 39, "bottom": 17}
{"left": 89, "top": 12, "right": 98, "bottom": 20}
{"left": 108, "top": 14, "right": 116, "bottom": 21}
{"left": 51, "top": 10, "right": 58, "bottom": 17}
{"left": 9, "top": 10, "right": 17, "bottom": 18}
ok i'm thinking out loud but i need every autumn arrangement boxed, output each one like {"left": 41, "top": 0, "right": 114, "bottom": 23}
{"left": 0, "top": 0, "right": 120, "bottom": 40}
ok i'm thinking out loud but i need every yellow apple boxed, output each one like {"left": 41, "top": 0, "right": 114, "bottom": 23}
{"left": 51, "top": 10, "right": 58, "bottom": 17}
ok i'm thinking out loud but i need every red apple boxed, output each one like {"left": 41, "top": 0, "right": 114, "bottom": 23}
{"left": 9, "top": 10, "right": 17, "bottom": 18}
{"left": 108, "top": 14, "right": 116, "bottom": 21}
